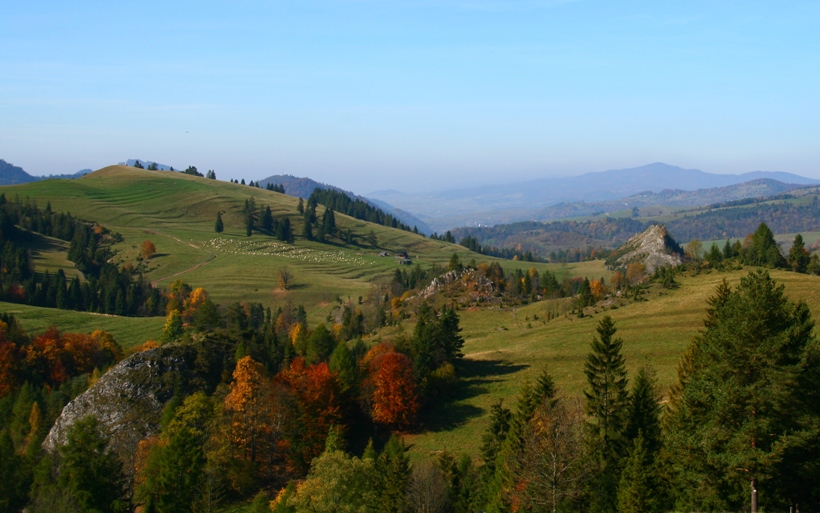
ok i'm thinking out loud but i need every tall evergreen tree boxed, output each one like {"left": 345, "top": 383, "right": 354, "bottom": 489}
{"left": 623, "top": 366, "right": 661, "bottom": 455}
{"left": 139, "top": 428, "right": 206, "bottom": 512}
{"left": 788, "top": 233, "right": 811, "bottom": 273}
{"left": 57, "top": 416, "right": 126, "bottom": 513}
{"left": 616, "top": 434, "right": 659, "bottom": 513}
{"left": 665, "top": 270, "right": 820, "bottom": 512}
{"left": 261, "top": 206, "right": 274, "bottom": 232}
{"left": 583, "top": 315, "right": 629, "bottom": 513}
{"left": 377, "top": 435, "right": 410, "bottom": 513}
{"left": 322, "top": 208, "right": 336, "bottom": 236}
{"left": 584, "top": 316, "right": 629, "bottom": 456}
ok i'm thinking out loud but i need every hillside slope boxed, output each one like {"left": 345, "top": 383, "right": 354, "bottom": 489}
{"left": 0, "top": 166, "right": 580, "bottom": 342}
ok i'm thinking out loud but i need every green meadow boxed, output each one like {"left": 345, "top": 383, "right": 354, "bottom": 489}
{"left": 0, "top": 166, "right": 602, "bottom": 343}
{"left": 402, "top": 267, "right": 820, "bottom": 458}
{"left": 5, "top": 167, "right": 820, "bottom": 461}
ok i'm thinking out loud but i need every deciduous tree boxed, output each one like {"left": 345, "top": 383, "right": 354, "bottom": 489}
{"left": 141, "top": 240, "right": 157, "bottom": 260}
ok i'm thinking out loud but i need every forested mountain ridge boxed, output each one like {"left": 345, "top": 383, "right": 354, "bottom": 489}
{"left": 368, "top": 162, "right": 820, "bottom": 231}
{"left": 534, "top": 178, "right": 808, "bottom": 221}
{"left": 452, "top": 188, "right": 820, "bottom": 260}
{"left": 259, "top": 173, "right": 431, "bottom": 234}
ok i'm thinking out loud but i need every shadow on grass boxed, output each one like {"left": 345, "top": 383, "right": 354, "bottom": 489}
{"left": 419, "top": 358, "right": 529, "bottom": 434}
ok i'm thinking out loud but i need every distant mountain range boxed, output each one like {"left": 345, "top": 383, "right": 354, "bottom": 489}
{"left": 259, "top": 174, "right": 432, "bottom": 234}
{"left": 368, "top": 163, "right": 820, "bottom": 231}
{"left": 534, "top": 178, "right": 808, "bottom": 221}
{"left": 0, "top": 159, "right": 90, "bottom": 185}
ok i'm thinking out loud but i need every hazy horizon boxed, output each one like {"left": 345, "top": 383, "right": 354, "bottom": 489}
{"left": 2, "top": 1, "right": 819, "bottom": 193}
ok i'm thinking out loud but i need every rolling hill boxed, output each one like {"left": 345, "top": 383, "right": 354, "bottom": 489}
{"left": 0, "top": 165, "right": 586, "bottom": 345}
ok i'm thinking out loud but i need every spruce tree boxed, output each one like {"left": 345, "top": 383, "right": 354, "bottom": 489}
{"left": 262, "top": 206, "right": 274, "bottom": 232}
{"left": 584, "top": 315, "right": 629, "bottom": 456}
{"left": 57, "top": 416, "right": 126, "bottom": 513}
{"left": 623, "top": 366, "right": 661, "bottom": 455}
{"left": 139, "top": 428, "right": 206, "bottom": 512}
{"left": 214, "top": 211, "right": 224, "bottom": 233}
{"left": 616, "top": 434, "right": 658, "bottom": 513}
{"left": 665, "top": 270, "right": 820, "bottom": 511}
{"left": 377, "top": 435, "right": 410, "bottom": 513}
{"left": 583, "top": 315, "right": 629, "bottom": 513}
{"left": 788, "top": 233, "right": 810, "bottom": 273}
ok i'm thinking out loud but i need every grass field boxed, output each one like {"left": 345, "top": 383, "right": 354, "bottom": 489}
{"left": 401, "top": 266, "right": 820, "bottom": 459}
{"left": 0, "top": 301, "right": 165, "bottom": 349}
{"left": 0, "top": 166, "right": 612, "bottom": 332}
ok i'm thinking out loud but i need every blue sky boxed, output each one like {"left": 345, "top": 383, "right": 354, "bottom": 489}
{"left": 1, "top": 0, "right": 818, "bottom": 193}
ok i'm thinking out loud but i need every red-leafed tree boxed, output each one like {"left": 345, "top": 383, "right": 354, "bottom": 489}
{"left": 21, "top": 327, "right": 123, "bottom": 389}
{"left": 368, "top": 351, "right": 419, "bottom": 430}
{"left": 277, "top": 357, "right": 343, "bottom": 471}
{"left": 0, "top": 321, "right": 19, "bottom": 397}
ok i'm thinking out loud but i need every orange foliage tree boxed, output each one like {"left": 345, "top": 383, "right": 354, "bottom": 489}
{"left": 368, "top": 351, "right": 419, "bottom": 430}
{"left": 277, "top": 357, "right": 343, "bottom": 471}
{"left": 22, "top": 327, "right": 123, "bottom": 388}
{"left": 225, "top": 356, "right": 273, "bottom": 464}
{"left": 141, "top": 240, "right": 157, "bottom": 260}
{"left": 589, "top": 279, "right": 607, "bottom": 302}
{"left": 183, "top": 287, "right": 209, "bottom": 320}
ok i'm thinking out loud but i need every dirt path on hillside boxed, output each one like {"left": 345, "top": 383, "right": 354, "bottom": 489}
{"left": 145, "top": 230, "right": 216, "bottom": 287}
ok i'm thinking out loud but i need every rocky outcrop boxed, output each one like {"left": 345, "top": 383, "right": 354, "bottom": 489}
{"left": 609, "top": 224, "right": 683, "bottom": 273}
{"left": 416, "top": 269, "right": 496, "bottom": 301}
{"left": 43, "top": 345, "right": 201, "bottom": 477}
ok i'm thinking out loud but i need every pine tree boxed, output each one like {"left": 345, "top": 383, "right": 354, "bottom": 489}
{"left": 57, "top": 416, "right": 126, "bottom": 513}
{"left": 0, "top": 428, "right": 27, "bottom": 513}
{"left": 322, "top": 208, "right": 336, "bottom": 236}
{"left": 583, "top": 315, "right": 629, "bottom": 513}
{"left": 377, "top": 435, "right": 410, "bottom": 513}
{"left": 623, "top": 366, "right": 661, "bottom": 455}
{"left": 788, "top": 233, "right": 811, "bottom": 273}
{"left": 479, "top": 400, "right": 512, "bottom": 474}
{"left": 139, "top": 428, "right": 206, "bottom": 512}
{"left": 665, "top": 270, "right": 820, "bottom": 511}
{"left": 278, "top": 217, "right": 293, "bottom": 243}
{"left": 584, "top": 316, "right": 629, "bottom": 456}
{"left": 215, "top": 211, "right": 224, "bottom": 233}
{"left": 262, "top": 206, "right": 274, "bottom": 232}
{"left": 616, "top": 434, "right": 658, "bottom": 513}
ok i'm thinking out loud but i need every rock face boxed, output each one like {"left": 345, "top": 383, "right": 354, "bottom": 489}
{"left": 43, "top": 345, "right": 200, "bottom": 477}
{"left": 610, "top": 224, "right": 683, "bottom": 273}
{"left": 416, "top": 269, "right": 496, "bottom": 302}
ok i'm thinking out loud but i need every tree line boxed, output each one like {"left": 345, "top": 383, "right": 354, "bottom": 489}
{"left": 308, "top": 188, "right": 416, "bottom": 234}
{"left": 0, "top": 195, "right": 165, "bottom": 316}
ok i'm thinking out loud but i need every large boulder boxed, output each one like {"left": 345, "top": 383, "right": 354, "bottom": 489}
{"left": 43, "top": 345, "right": 201, "bottom": 477}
